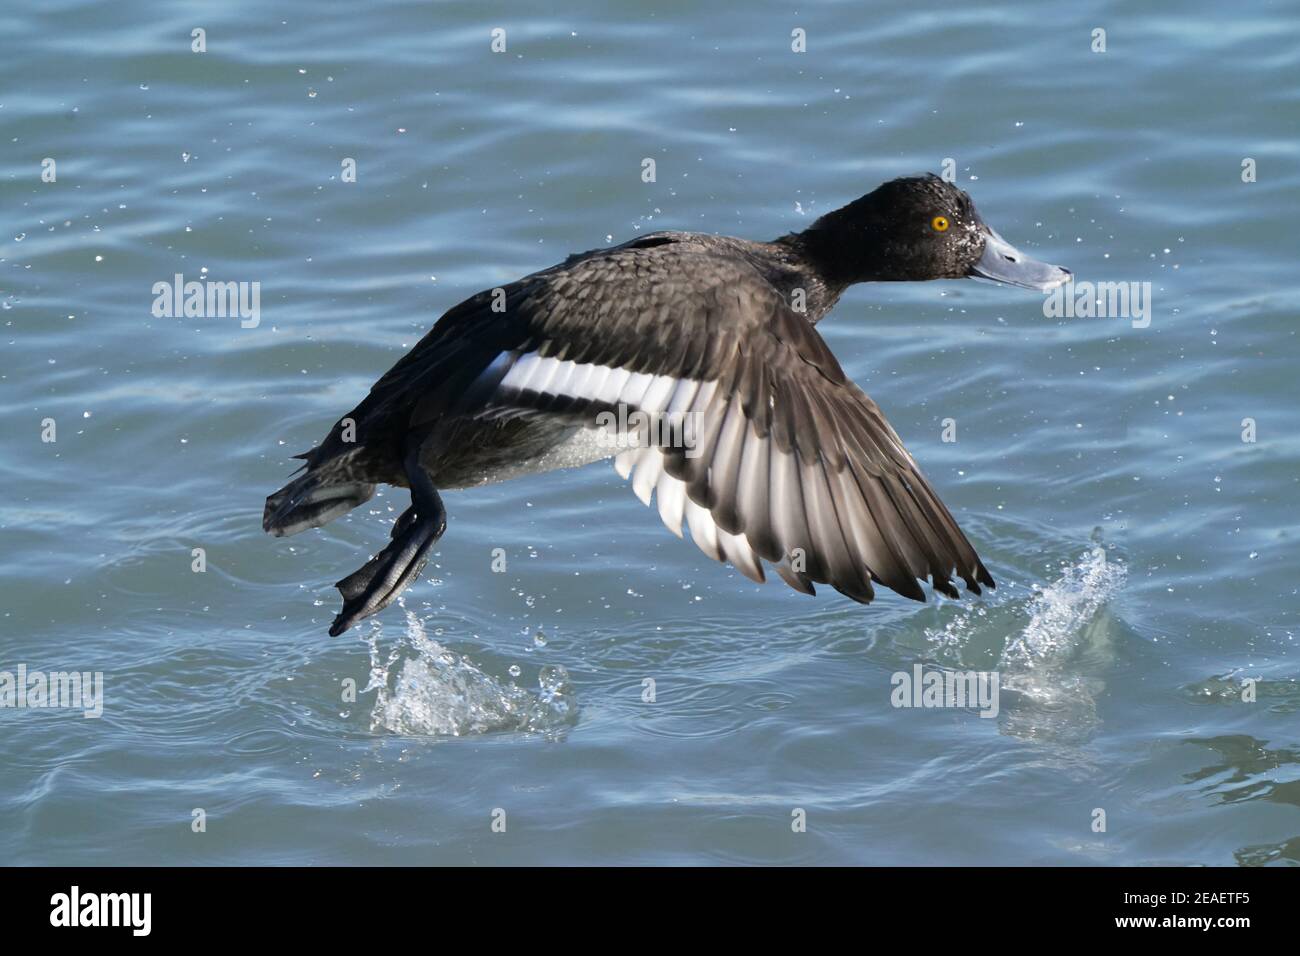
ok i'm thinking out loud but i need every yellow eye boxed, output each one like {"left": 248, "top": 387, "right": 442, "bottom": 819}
{"left": 931, "top": 215, "right": 950, "bottom": 232}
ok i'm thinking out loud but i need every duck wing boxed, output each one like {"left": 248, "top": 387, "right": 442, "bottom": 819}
{"left": 417, "top": 236, "right": 996, "bottom": 603}
{"left": 607, "top": 287, "right": 995, "bottom": 603}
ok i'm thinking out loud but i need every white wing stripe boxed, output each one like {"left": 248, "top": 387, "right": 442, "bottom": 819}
{"left": 639, "top": 374, "right": 678, "bottom": 414}
{"left": 619, "top": 371, "right": 657, "bottom": 407}
{"left": 596, "top": 366, "right": 632, "bottom": 404}
{"left": 495, "top": 353, "right": 706, "bottom": 417}
{"left": 533, "top": 356, "right": 574, "bottom": 397}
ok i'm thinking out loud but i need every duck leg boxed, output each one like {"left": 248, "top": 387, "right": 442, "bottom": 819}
{"left": 328, "top": 447, "right": 446, "bottom": 636}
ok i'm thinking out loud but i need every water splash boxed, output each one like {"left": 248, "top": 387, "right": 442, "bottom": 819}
{"left": 1002, "top": 546, "right": 1127, "bottom": 671}
{"left": 924, "top": 545, "right": 1126, "bottom": 744}
{"left": 998, "top": 547, "right": 1125, "bottom": 743}
{"left": 364, "top": 610, "right": 577, "bottom": 737}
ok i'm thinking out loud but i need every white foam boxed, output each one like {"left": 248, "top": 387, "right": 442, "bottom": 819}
{"left": 1001, "top": 546, "right": 1127, "bottom": 671}
{"left": 922, "top": 545, "right": 1127, "bottom": 745}
{"left": 365, "top": 610, "right": 576, "bottom": 737}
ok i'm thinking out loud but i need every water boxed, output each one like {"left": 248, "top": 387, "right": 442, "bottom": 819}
{"left": 1, "top": 0, "right": 1297, "bottom": 865}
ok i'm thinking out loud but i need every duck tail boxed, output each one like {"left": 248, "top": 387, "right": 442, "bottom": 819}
{"left": 263, "top": 465, "right": 375, "bottom": 537}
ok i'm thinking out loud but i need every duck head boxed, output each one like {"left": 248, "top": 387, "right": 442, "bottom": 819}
{"left": 797, "top": 173, "right": 1071, "bottom": 292}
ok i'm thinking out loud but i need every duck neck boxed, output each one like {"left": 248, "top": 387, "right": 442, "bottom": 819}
{"left": 768, "top": 229, "right": 861, "bottom": 323}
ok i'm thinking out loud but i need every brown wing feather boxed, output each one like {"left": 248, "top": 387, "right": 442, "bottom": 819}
{"left": 646, "top": 290, "right": 994, "bottom": 604}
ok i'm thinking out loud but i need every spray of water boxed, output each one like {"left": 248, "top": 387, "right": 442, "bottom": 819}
{"left": 364, "top": 610, "right": 577, "bottom": 737}
{"left": 1002, "top": 546, "right": 1127, "bottom": 672}
{"left": 924, "top": 545, "right": 1127, "bottom": 743}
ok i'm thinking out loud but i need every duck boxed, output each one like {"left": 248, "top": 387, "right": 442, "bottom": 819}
{"left": 264, "top": 173, "right": 1070, "bottom": 636}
